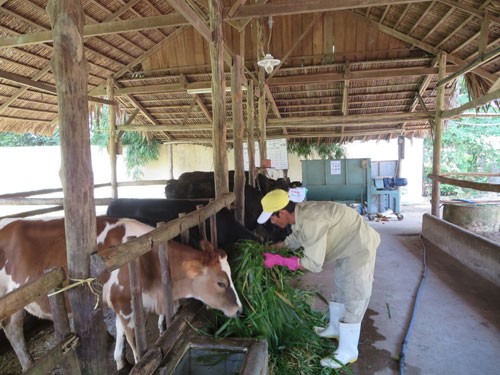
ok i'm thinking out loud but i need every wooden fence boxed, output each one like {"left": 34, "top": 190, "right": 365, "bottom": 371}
{"left": 0, "top": 185, "right": 235, "bottom": 374}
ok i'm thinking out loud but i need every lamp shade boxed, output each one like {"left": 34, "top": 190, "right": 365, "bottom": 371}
{"left": 257, "top": 54, "right": 281, "bottom": 74}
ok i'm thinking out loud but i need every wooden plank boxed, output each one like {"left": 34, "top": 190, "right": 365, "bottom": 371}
{"left": 25, "top": 334, "right": 80, "bottom": 375}
{"left": 0, "top": 267, "right": 65, "bottom": 322}
{"left": 231, "top": 0, "right": 421, "bottom": 18}
{"left": 428, "top": 174, "right": 500, "bottom": 193}
{"left": 130, "top": 301, "right": 202, "bottom": 375}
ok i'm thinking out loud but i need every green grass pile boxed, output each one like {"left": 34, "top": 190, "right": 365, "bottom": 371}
{"left": 207, "top": 240, "right": 349, "bottom": 375}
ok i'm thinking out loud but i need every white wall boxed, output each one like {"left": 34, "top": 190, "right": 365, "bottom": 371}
{"left": 0, "top": 138, "right": 424, "bottom": 216}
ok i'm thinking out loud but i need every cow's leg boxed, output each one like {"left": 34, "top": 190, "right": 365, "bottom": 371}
{"left": 157, "top": 314, "right": 165, "bottom": 335}
{"left": 114, "top": 312, "right": 137, "bottom": 370}
{"left": 1, "top": 310, "right": 34, "bottom": 371}
{"left": 114, "top": 315, "right": 129, "bottom": 371}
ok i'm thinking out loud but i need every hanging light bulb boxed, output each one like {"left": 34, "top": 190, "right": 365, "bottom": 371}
{"left": 257, "top": 53, "right": 281, "bottom": 74}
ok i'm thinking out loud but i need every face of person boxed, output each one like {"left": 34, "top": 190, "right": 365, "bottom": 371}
{"left": 270, "top": 210, "right": 289, "bottom": 228}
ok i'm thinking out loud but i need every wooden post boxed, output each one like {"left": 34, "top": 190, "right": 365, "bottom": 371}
{"left": 196, "top": 204, "right": 208, "bottom": 241}
{"left": 158, "top": 242, "right": 175, "bottom": 330}
{"left": 431, "top": 52, "right": 446, "bottom": 217}
{"left": 247, "top": 80, "right": 256, "bottom": 187}
{"left": 168, "top": 144, "right": 174, "bottom": 180}
{"left": 210, "top": 214, "right": 218, "bottom": 248}
{"left": 256, "top": 16, "right": 267, "bottom": 165}
{"left": 48, "top": 275, "right": 81, "bottom": 374}
{"left": 107, "top": 77, "right": 118, "bottom": 198}
{"left": 232, "top": 55, "right": 245, "bottom": 225}
{"left": 209, "top": 0, "right": 229, "bottom": 198}
{"left": 258, "top": 68, "right": 267, "bottom": 165}
{"left": 47, "top": 1, "right": 107, "bottom": 373}
{"left": 178, "top": 212, "right": 189, "bottom": 244}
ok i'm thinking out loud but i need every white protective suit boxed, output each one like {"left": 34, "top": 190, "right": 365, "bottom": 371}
{"left": 284, "top": 201, "right": 380, "bottom": 323}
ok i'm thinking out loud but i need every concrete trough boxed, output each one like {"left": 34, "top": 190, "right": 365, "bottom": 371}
{"left": 421, "top": 213, "right": 500, "bottom": 288}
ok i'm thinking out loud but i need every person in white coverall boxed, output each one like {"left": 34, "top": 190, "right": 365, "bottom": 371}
{"left": 257, "top": 189, "right": 380, "bottom": 369}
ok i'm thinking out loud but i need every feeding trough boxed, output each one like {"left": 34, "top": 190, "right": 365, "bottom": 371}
{"left": 158, "top": 336, "right": 267, "bottom": 375}
{"left": 442, "top": 200, "right": 500, "bottom": 234}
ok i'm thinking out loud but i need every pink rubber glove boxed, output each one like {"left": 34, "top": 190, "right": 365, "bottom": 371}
{"left": 263, "top": 253, "right": 300, "bottom": 271}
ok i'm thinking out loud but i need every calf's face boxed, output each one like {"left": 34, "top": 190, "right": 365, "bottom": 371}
{"left": 186, "top": 242, "right": 243, "bottom": 318}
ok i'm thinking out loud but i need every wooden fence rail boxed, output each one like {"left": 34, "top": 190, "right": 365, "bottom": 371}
{"left": 91, "top": 193, "right": 235, "bottom": 274}
{"left": 428, "top": 174, "right": 500, "bottom": 193}
{"left": 0, "top": 267, "right": 65, "bottom": 321}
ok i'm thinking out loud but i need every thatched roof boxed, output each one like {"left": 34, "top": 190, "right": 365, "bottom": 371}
{"left": 0, "top": 0, "right": 498, "bottom": 144}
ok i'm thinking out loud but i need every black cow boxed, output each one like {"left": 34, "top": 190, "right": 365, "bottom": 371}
{"left": 164, "top": 171, "right": 292, "bottom": 243}
{"left": 106, "top": 198, "right": 260, "bottom": 251}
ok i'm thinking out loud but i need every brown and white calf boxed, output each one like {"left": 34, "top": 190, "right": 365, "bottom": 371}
{"left": 0, "top": 216, "right": 242, "bottom": 371}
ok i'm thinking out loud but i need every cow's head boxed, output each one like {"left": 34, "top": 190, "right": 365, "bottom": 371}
{"left": 182, "top": 240, "right": 243, "bottom": 317}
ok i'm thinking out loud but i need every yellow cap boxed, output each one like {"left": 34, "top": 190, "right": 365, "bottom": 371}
{"left": 257, "top": 189, "right": 290, "bottom": 224}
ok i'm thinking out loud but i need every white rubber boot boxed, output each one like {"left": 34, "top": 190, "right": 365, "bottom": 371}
{"left": 314, "top": 301, "right": 345, "bottom": 338}
{"left": 320, "top": 322, "right": 361, "bottom": 369}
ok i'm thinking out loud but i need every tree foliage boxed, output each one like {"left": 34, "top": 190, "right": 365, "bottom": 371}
{"left": 424, "top": 78, "right": 500, "bottom": 196}
{"left": 0, "top": 107, "right": 160, "bottom": 180}
{"left": 287, "top": 140, "right": 346, "bottom": 159}
{"left": 0, "top": 131, "right": 59, "bottom": 146}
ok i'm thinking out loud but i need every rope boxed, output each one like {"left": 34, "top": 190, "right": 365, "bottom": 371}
{"left": 399, "top": 235, "right": 428, "bottom": 375}
{"left": 48, "top": 277, "right": 103, "bottom": 310}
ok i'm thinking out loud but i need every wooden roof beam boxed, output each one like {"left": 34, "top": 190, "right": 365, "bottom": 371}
{"left": 194, "top": 94, "right": 213, "bottom": 122}
{"left": 0, "top": 1, "right": 428, "bottom": 49}
{"left": 167, "top": 0, "right": 211, "bottom": 41}
{"left": 438, "top": 0, "right": 500, "bottom": 25}
{"left": 269, "top": 65, "right": 462, "bottom": 86}
{"left": 0, "top": 69, "right": 115, "bottom": 105}
{"left": 117, "top": 112, "right": 434, "bottom": 132}
{"left": 348, "top": 11, "right": 498, "bottom": 83}
{"left": 229, "top": 0, "right": 426, "bottom": 19}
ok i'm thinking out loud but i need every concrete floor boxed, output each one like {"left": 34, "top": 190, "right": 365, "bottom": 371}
{"left": 1, "top": 204, "right": 499, "bottom": 374}
{"left": 297, "top": 204, "right": 500, "bottom": 375}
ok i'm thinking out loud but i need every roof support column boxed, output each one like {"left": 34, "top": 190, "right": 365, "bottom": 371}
{"left": 232, "top": 55, "right": 245, "bottom": 225}
{"left": 247, "top": 80, "right": 256, "bottom": 187}
{"left": 431, "top": 52, "right": 446, "bottom": 217}
{"left": 47, "top": 1, "right": 106, "bottom": 373}
{"left": 209, "top": 0, "right": 229, "bottom": 197}
{"left": 107, "top": 77, "right": 118, "bottom": 198}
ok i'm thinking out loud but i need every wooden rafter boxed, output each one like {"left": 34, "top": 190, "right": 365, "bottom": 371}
{"left": 167, "top": 0, "right": 211, "bottom": 42}
{"left": 348, "top": 10, "right": 498, "bottom": 83}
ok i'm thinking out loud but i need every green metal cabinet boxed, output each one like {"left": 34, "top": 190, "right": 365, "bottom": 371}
{"left": 301, "top": 158, "right": 371, "bottom": 211}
